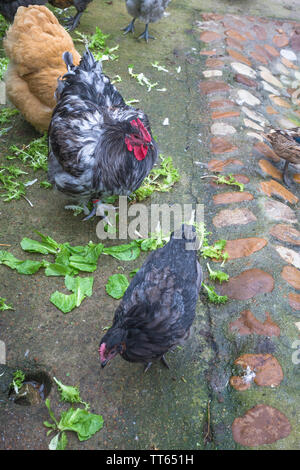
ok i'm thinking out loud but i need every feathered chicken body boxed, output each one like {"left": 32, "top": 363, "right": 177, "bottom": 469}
{"left": 264, "top": 128, "right": 300, "bottom": 186}
{"left": 0, "top": 0, "right": 45, "bottom": 22}
{"left": 99, "top": 224, "right": 203, "bottom": 371}
{"left": 48, "top": 49, "right": 158, "bottom": 217}
{"left": 123, "top": 0, "right": 171, "bottom": 41}
{"left": 0, "top": 0, "right": 91, "bottom": 30}
{"left": 3, "top": 5, "right": 80, "bottom": 132}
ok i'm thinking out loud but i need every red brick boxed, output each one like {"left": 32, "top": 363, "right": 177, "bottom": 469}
{"left": 200, "top": 31, "right": 222, "bottom": 43}
{"left": 225, "top": 29, "right": 247, "bottom": 42}
{"left": 264, "top": 44, "right": 280, "bottom": 57}
{"left": 291, "top": 29, "right": 300, "bottom": 51}
{"left": 234, "top": 73, "right": 257, "bottom": 87}
{"left": 281, "top": 265, "right": 300, "bottom": 289}
{"left": 198, "top": 80, "right": 230, "bottom": 95}
{"left": 224, "top": 237, "right": 267, "bottom": 259}
{"left": 251, "top": 24, "right": 267, "bottom": 40}
{"left": 202, "top": 13, "right": 223, "bottom": 21}
{"left": 227, "top": 48, "right": 252, "bottom": 66}
{"left": 205, "top": 58, "right": 224, "bottom": 68}
{"left": 207, "top": 158, "right": 243, "bottom": 172}
{"left": 225, "top": 37, "right": 244, "bottom": 51}
{"left": 250, "top": 51, "right": 269, "bottom": 65}
{"left": 289, "top": 292, "right": 300, "bottom": 310}
{"left": 260, "top": 180, "right": 299, "bottom": 204}
{"left": 273, "top": 34, "right": 289, "bottom": 48}
{"left": 200, "top": 50, "right": 217, "bottom": 56}
{"left": 270, "top": 224, "right": 300, "bottom": 245}
{"left": 258, "top": 159, "right": 283, "bottom": 180}
{"left": 213, "top": 208, "right": 256, "bottom": 228}
{"left": 220, "top": 268, "right": 274, "bottom": 300}
{"left": 210, "top": 136, "right": 238, "bottom": 154}
{"left": 209, "top": 99, "right": 236, "bottom": 109}
{"left": 229, "top": 310, "right": 280, "bottom": 336}
{"left": 213, "top": 191, "right": 253, "bottom": 205}
{"left": 211, "top": 110, "right": 240, "bottom": 119}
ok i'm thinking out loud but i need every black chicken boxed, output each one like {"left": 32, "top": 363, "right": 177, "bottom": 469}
{"left": 122, "top": 0, "right": 171, "bottom": 42}
{"left": 99, "top": 224, "right": 203, "bottom": 372}
{"left": 48, "top": 49, "right": 158, "bottom": 219}
{"left": 0, "top": 0, "right": 92, "bottom": 30}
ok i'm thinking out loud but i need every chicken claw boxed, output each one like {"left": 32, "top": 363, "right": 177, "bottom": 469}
{"left": 122, "top": 18, "right": 136, "bottom": 34}
{"left": 138, "top": 24, "right": 155, "bottom": 42}
{"left": 64, "top": 12, "right": 83, "bottom": 31}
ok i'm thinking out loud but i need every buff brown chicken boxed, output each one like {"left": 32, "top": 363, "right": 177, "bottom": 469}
{"left": 3, "top": 5, "right": 81, "bottom": 132}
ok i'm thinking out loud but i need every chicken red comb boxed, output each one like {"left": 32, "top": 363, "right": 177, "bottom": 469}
{"left": 99, "top": 343, "right": 106, "bottom": 361}
{"left": 130, "top": 118, "right": 151, "bottom": 143}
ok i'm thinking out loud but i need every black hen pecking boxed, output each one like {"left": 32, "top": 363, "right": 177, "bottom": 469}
{"left": 48, "top": 49, "right": 158, "bottom": 219}
{"left": 0, "top": 0, "right": 92, "bottom": 30}
{"left": 122, "top": 0, "right": 171, "bottom": 42}
{"left": 99, "top": 224, "right": 203, "bottom": 372}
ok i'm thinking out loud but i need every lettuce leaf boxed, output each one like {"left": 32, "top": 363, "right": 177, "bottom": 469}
{"left": 53, "top": 377, "right": 89, "bottom": 409}
{"left": 50, "top": 275, "right": 94, "bottom": 313}
{"left": 105, "top": 274, "right": 129, "bottom": 299}
{"left": 44, "top": 399, "right": 103, "bottom": 449}
{"left": 0, "top": 250, "right": 46, "bottom": 274}
{"left": 58, "top": 407, "right": 103, "bottom": 441}
{"left": 21, "top": 231, "right": 60, "bottom": 255}
{"left": 103, "top": 242, "right": 140, "bottom": 261}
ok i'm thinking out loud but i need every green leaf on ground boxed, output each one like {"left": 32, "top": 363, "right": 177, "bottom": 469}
{"left": 50, "top": 275, "right": 94, "bottom": 313}
{"left": 0, "top": 250, "right": 46, "bottom": 274}
{"left": 215, "top": 174, "right": 244, "bottom": 192}
{"left": 105, "top": 274, "right": 129, "bottom": 299}
{"left": 202, "top": 283, "right": 228, "bottom": 304}
{"left": 53, "top": 377, "right": 89, "bottom": 410}
{"left": 44, "top": 398, "right": 104, "bottom": 449}
{"left": 131, "top": 154, "right": 180, "bottom": 202}
{"left": 0, "top": 296, "right": 13, "bottom": 311}
{"left": 103, "top": 242, "right": 140, "bottom": 261}
{"left": 206, "top": 263, "right": 229, "bottom": 283}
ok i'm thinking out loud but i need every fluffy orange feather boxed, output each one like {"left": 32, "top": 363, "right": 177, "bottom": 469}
{"left": 3, "top": 5, "right": 81, "bottom": 132}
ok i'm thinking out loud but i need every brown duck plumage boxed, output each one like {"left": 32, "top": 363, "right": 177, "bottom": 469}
{"left": 264, "top": 128, "right": 300, "bottom": 186}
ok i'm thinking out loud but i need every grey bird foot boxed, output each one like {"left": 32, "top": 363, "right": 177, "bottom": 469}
{"left": 283, "top": 173, "right": 292, "bottom": 187}
{"left": 122, "top": 18, "right": 135, "bottom": 34}
{"left": 160, "top": 355, "right": 170, "bottom": 369}
{"left": 138, "top": 24, "right": 155, "bottom": 42}
{"left": 82, "top": 205, "right": 96, "bottom": 221}
{"left": 144, "top": 362, "right": 152, "bottom": 373}
{"left": 282, "top": 161, "right": 291, "bottom": 187}
{"left": 64, "top": 12, "right": 82, "bottom": 31}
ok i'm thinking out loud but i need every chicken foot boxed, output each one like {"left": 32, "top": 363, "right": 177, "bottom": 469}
{"left": 138, "top": 24, "right": 155, "bottom": 42}
{"left": 64, "top": 11, "right": 83, "bottom": 31}
{"left": 122, "top": 18, "right": 136, "bottom": 35}
{"left": 143, "top": 355, "right": 170, "bottom": 373}
{"left": 282, "top": 160, "right": 291, "bottom": 187}
{"left": 83, "top": 200, "right": 117, "bottom": 223}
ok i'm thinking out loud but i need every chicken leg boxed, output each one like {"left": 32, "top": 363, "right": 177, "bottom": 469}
{"left": 83, "top": 200, "right": 116, "bottom": 223}
{"left": 138, "top": 24, "right": 155, "bottom": 42}
{"left": 143, "top": 355, "right": 170, "bottom": 373}
{"left": 282, "top": 160, "right": 291, "bottom": 187}
{"left": 64, "top": 11, "right": 83, "bottom": 31}
{"left": 122, "top": 18, "right": 136, "bottom": 34}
